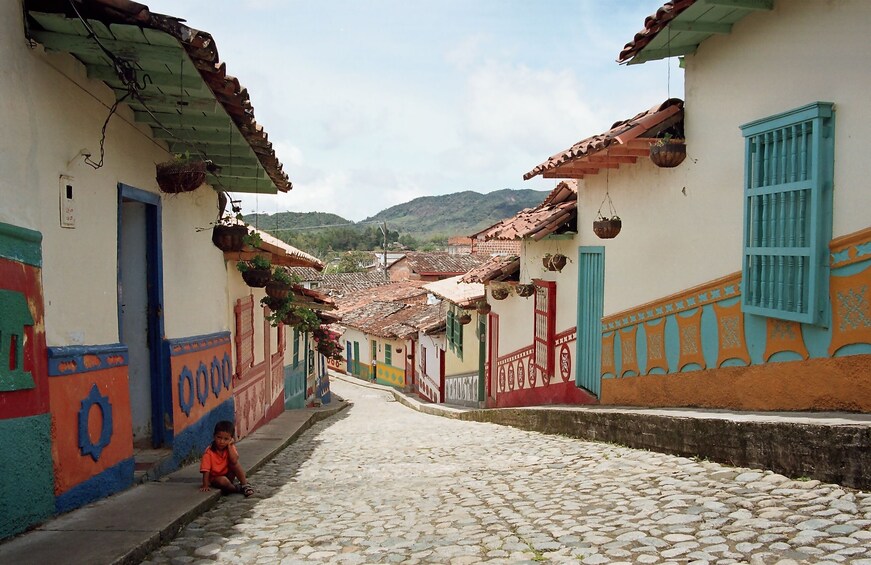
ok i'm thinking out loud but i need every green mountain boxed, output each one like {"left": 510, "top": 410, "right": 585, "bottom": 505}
{"left": 364, "top": 189, "right": 547, "bottom": 239}
{"left": 243, "top": 189, "right": 549, "bottom": 255}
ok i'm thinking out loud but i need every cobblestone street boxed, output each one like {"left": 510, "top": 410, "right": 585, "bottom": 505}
{"left": 142, "top": 379, "right": 871, "bottom": 564}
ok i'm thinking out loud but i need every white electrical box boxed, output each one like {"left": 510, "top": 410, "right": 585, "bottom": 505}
{"left": 59, "top": 175, "right": 75, "bottom": 228}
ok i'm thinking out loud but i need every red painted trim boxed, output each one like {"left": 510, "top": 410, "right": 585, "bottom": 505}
{"left": 533, "top": 279, "right": 557, "bottom": 379}
{"left": 494, "top": 380, "right": 597, "bottom": 408}
{"left": 0, "top": 258, "right": 49, "bottom": 419}
{"left": 439, "top": 349, "right": 446, "bottom": 402}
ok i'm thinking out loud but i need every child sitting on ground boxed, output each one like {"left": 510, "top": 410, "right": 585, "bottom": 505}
{"left": 199, "top": 420, "right": 254, "bottom": 497}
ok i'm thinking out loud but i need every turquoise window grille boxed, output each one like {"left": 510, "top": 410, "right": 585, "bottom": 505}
{"left": 292, "top": 328, "right": 299, "bottom": 367}
{"left": 740, "top": 102, "right": 834, "bottom": 325}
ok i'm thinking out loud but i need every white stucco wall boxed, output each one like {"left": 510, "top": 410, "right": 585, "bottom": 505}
{"left": 1, "top": 5, "right": 229, "bottom": 347}
{"left": 685, "top": 0, "right": 871, "bottom": 239}
{"left": 488, "top": 287, "right": 533, "bottom": 357}
{"left": 579, "top": 0, "right": 871, "bottom": 317}
{"left": 417, "top": 332, "right": 443, "bottom": 396}
{"left": 444, "top": 313, "right": 478, "bottom": 376}
{"left": 523, "top": 237, "right": 579, "bottom": 334}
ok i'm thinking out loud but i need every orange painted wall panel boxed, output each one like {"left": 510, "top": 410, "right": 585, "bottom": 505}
{"left": 48, "top": 365, "right": 133, "bottom": 495}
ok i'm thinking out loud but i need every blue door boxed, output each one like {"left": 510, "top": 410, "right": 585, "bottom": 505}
{"left": 576, "top": 246, "right": 604, "bottom": 397}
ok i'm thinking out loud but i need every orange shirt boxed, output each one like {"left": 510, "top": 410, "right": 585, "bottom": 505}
{"left": 200, "top": 444, "right": 238, "bottom": 477}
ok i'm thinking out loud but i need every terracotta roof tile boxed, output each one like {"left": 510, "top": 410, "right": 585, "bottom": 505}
{"left": 333, "top": 281, "right": 428, "bottom": 315}
{"left": 460, "top": 255, "right": 520, "bottom": 284}
{"left": 522, "top": 99, "right": 684, "bottom": 181}
{"left": 398, "top": 252, "right": 490, "bottom": 276}
{"left": 423, "top": 275, "right": 484, "bottom": 308}
{"left": 319, "top": 272, "right": 392, "bottom": 296}
{"left": 471, "top": 182, "right": 577, "bottom": 242}
{"left": 340, "top": 301, "right": 444, "bottom": 339}
{"left": 618, "top": 1, "right": 698, "bottom": 65}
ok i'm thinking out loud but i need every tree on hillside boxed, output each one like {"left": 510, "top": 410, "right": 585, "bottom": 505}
{"left": 329, "top": 250, "right": 373, "bottom": 273}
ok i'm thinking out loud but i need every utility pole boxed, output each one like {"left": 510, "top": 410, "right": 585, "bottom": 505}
{"left": 381, "top": 221, "right": 388, "bottom": 282}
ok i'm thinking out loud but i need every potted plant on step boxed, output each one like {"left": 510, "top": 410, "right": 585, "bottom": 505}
{"left": 649, "top": 135, "right": 686, "bottom": 168}
{"left": 237, "top": 254, "right": 272, "bottom": 287}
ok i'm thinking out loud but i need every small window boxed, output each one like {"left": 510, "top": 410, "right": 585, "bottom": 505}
{"left": 385, "top": 344, "right": 392, "bottom": 366}
{"left": 740, "top": 102, "right": 835, "bottom": 325}
{"left": 371, "top": 340, "right": 377, "bottom": 362}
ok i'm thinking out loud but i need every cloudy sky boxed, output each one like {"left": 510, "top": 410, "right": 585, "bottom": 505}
{"left": 145, "top": 0, "right": 681, "bottom": 221}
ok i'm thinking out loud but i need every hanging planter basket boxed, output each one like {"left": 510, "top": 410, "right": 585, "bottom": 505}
{"left": 265, "top": 281, "right": 293, "bottom": 300}
{"left": 542, "top": 254, "right": 568, "bottom": 272}
{"left": 516, "top": 284, "right": 535, "bottom": 297}
{"left": 593, "top": 217, "right": 622, "bottom": 239}
{"left": 155, "top": 160, "right": 207, "bottom": 194}
{"left": 649, "top": 141, "right": 687, "bottom": 168}
{"left": 491, "top": 287, "right": 510, "bottom": 301}
{"left": 476, "top": 301, "right": 491, "bottom": 315}
{"left": 212, "top": 224, "right": 248, "bottom": 252}
{"left": 241, "top": 268, "right": 271, "bottom": 288}
{"left": 457, "top": 313, "right": 472, "bottom": 325}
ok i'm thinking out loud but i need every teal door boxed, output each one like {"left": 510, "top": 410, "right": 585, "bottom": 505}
{"left": 576, "top": 246, "right": 604, "bottom": 397}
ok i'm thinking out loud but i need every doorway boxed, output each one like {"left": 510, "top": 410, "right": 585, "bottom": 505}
{"left": 118, "top": 184, "right": 167, "bottom": 448}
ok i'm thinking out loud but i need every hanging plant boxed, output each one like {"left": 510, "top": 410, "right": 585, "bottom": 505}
{"left": 515, "top": 284, "right": 536, "bottom": 297}
{"left": 283, "top": 307, "right": 321, "bottom": 333}
{"left": 594, "top": 183, "right": 622, "bottom": 240}
{"left": 457, "top": 312, "right": 472, "bottom": 325}
{"left": 542, "top": 254, "right": 569, "bottom": 272}
{"left": 475, "top": 300, "right": 491, "bottom": 315}
{"left": 261, "top": 295, "right": 293, "bottom": 327}
{"left": 491, "top": 287, "right": 510, "bottom": 301}
{"left": 649, "top": 135, "right": 687, "bottom": 168}
{"left": 265, "top": 266, "right": 297, "bottom": 300}
{"left": 237, "top": 254, "right": 272, "bottom": 287}
{"left": 313, "top": 326, "right": 344, "bottom": 362}
{"left": 593, "top": 214, "right": 622, "bottom": 239}
{"left": 156, "top": 152, "right": 212, "bottom": 194}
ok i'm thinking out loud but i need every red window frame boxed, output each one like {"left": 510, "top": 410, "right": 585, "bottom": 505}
{"left": 533, "top": 279, "right": 556, "bottom": 378}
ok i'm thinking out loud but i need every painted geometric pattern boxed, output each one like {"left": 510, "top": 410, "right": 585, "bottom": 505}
{"left": 644, "top": 320, "right": 667, "bottom": 374}
{"left": 619, "top": 326, "right": 639, "bottom": 377}
{"left": 603, "top": 273, "right": 741, "bottom": 331}
{"left": 495, "top": 329, "right": 575, "bottom": 393}
{"left": 829, "top": 266, "right": 871, "bottom": 356}
{"left": 713, "top": 301, "right": 750, "bottom": 367}
{"left": 601, "top": 333, "right": 616, "bottom": 377}
{"left": 676, "top": 309, "right": 706, "bottom": 371}
{"left": 830, "top": 226, "right": 871, "bottom": 268}
{"left": 765, "top": 318, "right": 808, "bottom": 361}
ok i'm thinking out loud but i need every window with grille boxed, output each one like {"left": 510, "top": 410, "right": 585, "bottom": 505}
{"left": 385, "top": 344, "right": 392, "bottom": 366}
{"left": 533, "top": 280, "right": 556, "bottom": 377}
{"left": 740, "top": 102, "right": 834, "bottom": 325}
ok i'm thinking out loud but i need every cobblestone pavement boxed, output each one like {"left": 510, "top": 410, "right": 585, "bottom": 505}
{"left": 142, "top": 379, "right": 871, "bottom": 565}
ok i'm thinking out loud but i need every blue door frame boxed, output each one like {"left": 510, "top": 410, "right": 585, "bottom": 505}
{"left": 117, "top": 184, "right": 170, "bottom": 446}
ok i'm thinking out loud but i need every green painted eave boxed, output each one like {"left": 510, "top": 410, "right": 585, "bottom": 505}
{"left": 27, "top": 11, "right": 279, "bottom": 194}
{"left": 627, "top": 0, "right": 773, "bottom": 65}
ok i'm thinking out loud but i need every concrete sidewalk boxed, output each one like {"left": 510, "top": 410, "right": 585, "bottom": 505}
{"left": 0, "top": 400, "right": 349, "bottom": 565}
{"left": 333, "top": 372, "right": 871, "bottom": 491}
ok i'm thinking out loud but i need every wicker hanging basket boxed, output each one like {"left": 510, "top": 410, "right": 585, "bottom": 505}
{"left": 211, "top": 224, "right": 248, "bottom": 252}
{"left": 649, "top": 141, "right": 687, "bottom": 168}
{"left": 156, "top": 160, "right": 207, "bottom": 194}
{"left": 593, "top": 217, "right": 622, "bottom": 239}
{"left": 491, "top": 287, "right": 510, "bottom": 301}
{"left": 241, "top": 268, "right": 271, "bottom": 288}
{"left": 265, "top": 281, "right": 293, "bottom": 300}
{"left": 516, "top": 284, "right": 535, "bottom": 297}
